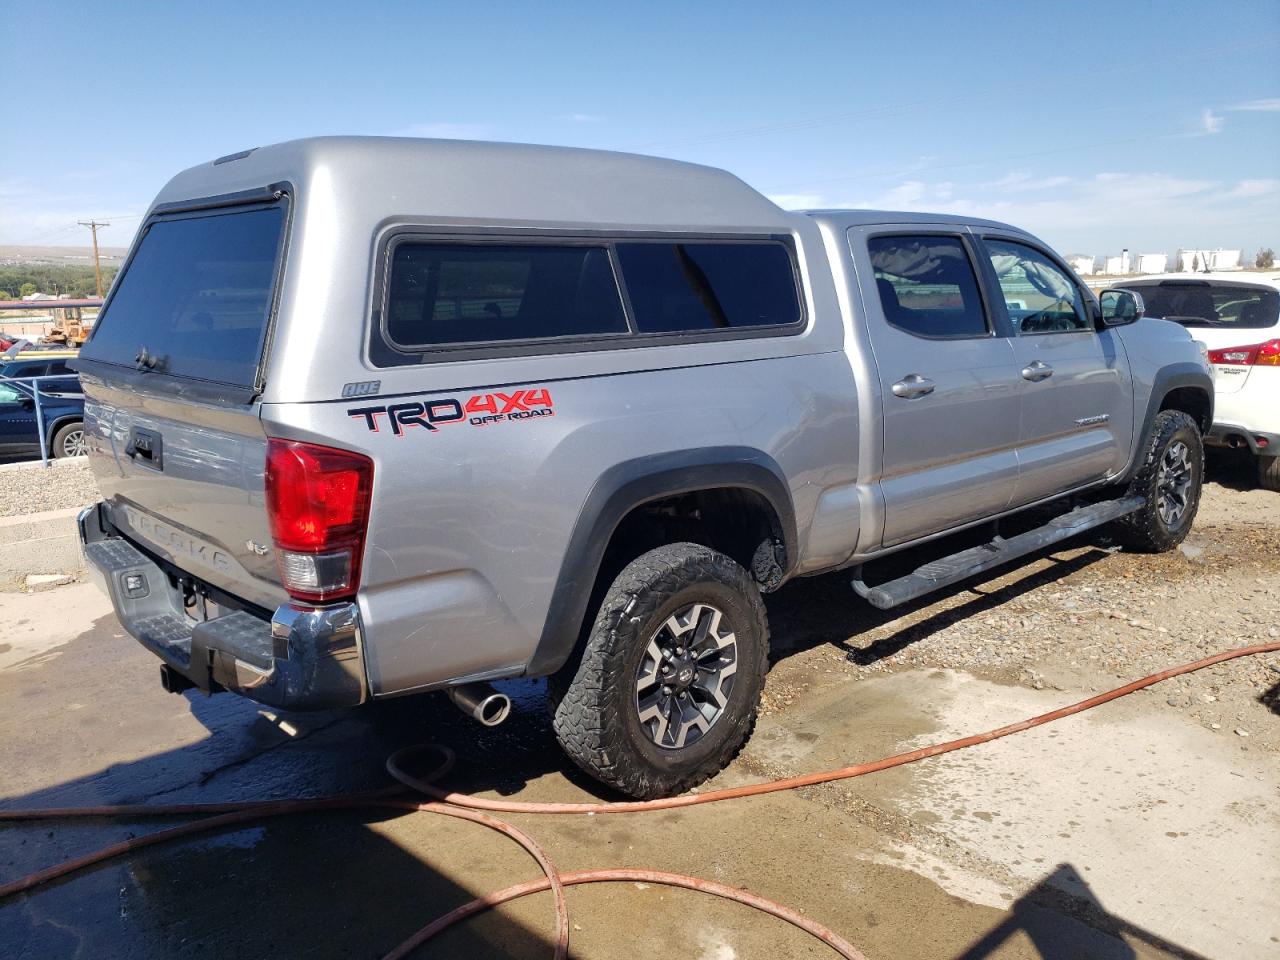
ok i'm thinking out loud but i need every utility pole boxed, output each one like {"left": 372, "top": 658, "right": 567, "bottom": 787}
{"left": 78, "top": 220, "right": 110, "bottom": 297}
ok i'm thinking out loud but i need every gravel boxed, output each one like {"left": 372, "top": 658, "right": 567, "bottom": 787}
{"left": 0, "top": 456, "right": 98, "bottom": 517}
{"left": 762, "top": 449, "right": 1280, "bottom": 754}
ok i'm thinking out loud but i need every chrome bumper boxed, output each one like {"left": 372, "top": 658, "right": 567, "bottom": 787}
{"left": 78, "top": 503, "right": 368, "bottom": 710}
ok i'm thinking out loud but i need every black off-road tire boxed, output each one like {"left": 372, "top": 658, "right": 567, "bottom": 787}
{"left": 550, "top": 542, "right": 769, "bottom": 799}
{"left": 51, "top": 420, "right": 86, "bottom": 459}
{"left": 1259, "top": 455, "right": 1280, "bottom": 492}
{"left": 1113, "top": 410, "right": 1203, "bottom": 552}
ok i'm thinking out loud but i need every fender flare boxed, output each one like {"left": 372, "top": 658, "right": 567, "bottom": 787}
{"left": 1120, "top": 362, "right": 1214, "bottom": 484}
{"left": 524, "top": 446, "right": 797, "bottom": 678}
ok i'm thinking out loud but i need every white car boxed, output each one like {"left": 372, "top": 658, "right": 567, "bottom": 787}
{"left": 1113, "top": 273, "right": 1280, "bottom": 490}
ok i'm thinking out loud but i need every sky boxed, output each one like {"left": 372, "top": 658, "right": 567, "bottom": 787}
{"left": 3, "top": 0, "right": 1278, "bottom": 258}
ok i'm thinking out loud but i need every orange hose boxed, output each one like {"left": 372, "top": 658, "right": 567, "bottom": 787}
{"left": 386, "top": 640, "right": 1280, "bottom": 814}
{"left": 382, "top": 869, "right": 868, "bottom": 960}
{"left": 0, "top": 796, "right": 571, "bottom": 960}
{"left": 2, "top": 640, "right": 1276, "bottom": 960}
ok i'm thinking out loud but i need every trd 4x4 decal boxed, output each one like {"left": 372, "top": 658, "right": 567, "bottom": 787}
{"left": 350, "top": 388, "right": 555, "bottom": 436}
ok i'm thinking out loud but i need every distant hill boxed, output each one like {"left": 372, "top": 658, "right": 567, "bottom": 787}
{"left": 0, "top": 245, "right": 129, "bottom": 266}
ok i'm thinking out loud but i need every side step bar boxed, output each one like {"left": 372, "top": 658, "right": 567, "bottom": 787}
{"left": 852, "top": 495, "right": 1144, "bottom": 611}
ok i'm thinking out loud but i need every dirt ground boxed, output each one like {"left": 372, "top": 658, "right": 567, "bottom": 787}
{"left": 1, "top": 450, "right": 1277, "bottom": 960}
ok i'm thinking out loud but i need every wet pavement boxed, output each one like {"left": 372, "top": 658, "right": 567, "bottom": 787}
{"left": 2, "top": 577, "right": 1276, "bottom": 959}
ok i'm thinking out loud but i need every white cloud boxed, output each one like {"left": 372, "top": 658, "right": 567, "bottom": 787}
{"left": 563, "top": 113, "right": 603, "bottom": 123}
{"left": 1219, "top": 178, "right": 1280, "bottom": 199}
{"left": 1228, "top": 98, "right": 1280, "bottom": 112}
{"left": 1199, "top": 108, "right": 1224, "bottom": 135}
{"left": 0, "top": 177, "right": 145, "bottom": 247}
{"left": 393, "top": 122, "right": 491, "bottom": 140}
{"left": 766, "top": 193, "right": 826, "bottom": 210}
{"left": 770, "top": 171, "right": 1279, "bottom": 253}
{"left": 984, "top": 171, "right": 1073, "bottom": 193}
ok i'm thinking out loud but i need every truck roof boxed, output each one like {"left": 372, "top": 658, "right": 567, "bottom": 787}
{"left": 152, "top": 136, "right": 796, "bottom": 232}
{"left": 801, "top": 208, "right": 1024, "bottom": 232}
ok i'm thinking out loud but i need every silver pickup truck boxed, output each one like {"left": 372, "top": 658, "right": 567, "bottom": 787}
{"left": 75, "top": 137, "right": 1212, "bottom": 798}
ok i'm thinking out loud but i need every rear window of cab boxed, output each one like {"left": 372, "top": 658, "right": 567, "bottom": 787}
{"left": 372, "top": 237, "right": 804, "bottom": 364}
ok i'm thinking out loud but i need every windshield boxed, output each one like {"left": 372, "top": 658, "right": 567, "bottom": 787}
{"left": 1125, "top": 281, "right": 1279, "bottom": 329}
{"left": 81, "top": 204, "right": 285, "bottom": 387}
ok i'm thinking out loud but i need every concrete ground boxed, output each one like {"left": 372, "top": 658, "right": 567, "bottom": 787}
{"left": 1, "top": 454, "right": 1277, "bottom": 959}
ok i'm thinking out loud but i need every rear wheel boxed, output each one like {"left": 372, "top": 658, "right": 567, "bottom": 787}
{"left": 1260, "top": 455, "right": 1280, "bottom": 492}
{"left": 51, "top": 421, "right": 86, "bottom": 459}
{"left": 550, "top": 542, "right": 769, "bottom": 799}
{"left": 1113, "top": 410, "right": 1203, "bottom": 552}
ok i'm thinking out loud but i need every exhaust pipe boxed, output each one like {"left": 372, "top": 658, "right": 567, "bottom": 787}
{"left": 447, "top": 682, "right": 511, "bottom": 727}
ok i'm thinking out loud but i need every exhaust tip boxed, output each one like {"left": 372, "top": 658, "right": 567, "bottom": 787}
{"left": 447, "top": 683, "right": 512, "bottom": 727}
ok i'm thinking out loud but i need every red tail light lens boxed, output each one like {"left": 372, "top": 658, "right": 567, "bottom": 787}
{"left": 265, "top": 439, "right": 374, "bottom": 604}
{"left": 1208, "top": 339, "right": 1280, "bottom": 366}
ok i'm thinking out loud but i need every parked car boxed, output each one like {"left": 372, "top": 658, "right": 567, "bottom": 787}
{"left": 1108, "top": 273, "right": 1280, "bottom": 490}
{"left": 75, "top": 138, "right": 1212, "bottom": 798}
{"left": 0, "top": 351, "right": 81, "bottom": 380}
{"left": 0, "top": 376, "right": 86, "bottom": 459}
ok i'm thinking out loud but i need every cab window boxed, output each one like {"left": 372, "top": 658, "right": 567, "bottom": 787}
{"left": 984, "top": 239, "right": 1090, "bottom": 334}
{"left": 866, "top": 235, "right": 989, "bottom": 338}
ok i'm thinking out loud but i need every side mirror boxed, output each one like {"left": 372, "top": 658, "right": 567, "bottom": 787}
{"left": 1100, "top": 288, "right": 1144, "bottom": 326}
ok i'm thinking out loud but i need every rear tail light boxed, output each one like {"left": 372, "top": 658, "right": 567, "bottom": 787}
{"left": 265, "top": 439, "right": 374, "bottom": 604}
{"left": 1207, "top": 338, "right": 1280, "bottom": 366}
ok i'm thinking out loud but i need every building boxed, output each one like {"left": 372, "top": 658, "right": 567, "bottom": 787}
{"left": 1177, "top": 249, "right": 1242, "bottom": 272}
{"left": 1068, "top": 255, "right": 1095, "bottom": 276}
{"left": 1103, "top": 249, "right": 1131, "bottom": 275}
{"left": 1136, "top": 253, "right": 1168, "bottom": 274}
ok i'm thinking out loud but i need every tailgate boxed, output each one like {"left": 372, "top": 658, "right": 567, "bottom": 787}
{"left": 83, "top": 383, "right": 284, "bottom": 611}
{"left": 75, "top": 194, "right": 289, "bottom": 611}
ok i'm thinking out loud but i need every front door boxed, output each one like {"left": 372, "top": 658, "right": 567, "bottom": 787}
{"left": 979, "top": 237, "right": 1134, "bottom": 505}
{"left": 850, "top": 228, "right": 1021, "bottom": 548}
{"left": 0, "top": 382, "right": 36, "bottom": 454}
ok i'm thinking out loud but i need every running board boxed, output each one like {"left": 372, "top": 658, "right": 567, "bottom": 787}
{"left": 851, "top": 495, "right": 1145, "bottom": 611}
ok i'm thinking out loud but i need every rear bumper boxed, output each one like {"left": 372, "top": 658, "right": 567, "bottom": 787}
{"left": 1205, "top": 423, "right": 1280, "bottom": 457}
{"left": 78, "top": 503, "right": 368, "bottom": 710}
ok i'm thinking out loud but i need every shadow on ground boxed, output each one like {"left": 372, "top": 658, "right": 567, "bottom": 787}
{"left": 956, "top": 863, "right": 1209, "bottom": 960}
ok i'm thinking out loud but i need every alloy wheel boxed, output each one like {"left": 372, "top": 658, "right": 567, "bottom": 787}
{"left": 634, "top": 602, "right": 738, "bottom": 750}
{"left": 1156, "top": 440, "right": 1193, "bottom": 526}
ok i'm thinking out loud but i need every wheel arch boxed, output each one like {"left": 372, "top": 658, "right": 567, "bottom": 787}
{"left": 46, "top": 413, "right": 84, "bottom": 443}
{"left": 1120, "top": 363, "right": 1213, "bottom": 484}
{"left": 525, "top": 446, "right": 796, "bottom": 678}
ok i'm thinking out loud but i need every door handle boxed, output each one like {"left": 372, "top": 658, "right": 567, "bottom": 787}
{"left": 1021, "top": 360, "right": 1054, "bottom": 382}
{"left": 891, "top": 374, "right": 936, "bottom": 399}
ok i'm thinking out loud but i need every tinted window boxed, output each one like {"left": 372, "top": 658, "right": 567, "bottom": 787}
{"left": 82, "top": 206, "right": 284, "bottom": 387}
{"left": 615, "top": 242, "right": 801, "bottom": 334}
{"left": 984, "top": 239, "right": 1090, "bottom": 334}
{"left": 385, "top": 243, "right": 627, "bottom": 347}
{"left": 1123, "top": 281, "right": 1279, "bottom": 329}
{"left": 44, "top": 361, "right": 71, "bottom": 377}
{"left": 867, "top": 235, "right": 989, "bottom": 338}
{"left": 0, "top": 360, "right": 41, "bottom": 378}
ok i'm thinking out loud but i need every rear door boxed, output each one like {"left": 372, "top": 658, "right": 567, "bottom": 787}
{"left": 979, "top": 236, "right": 1134, "bottom": 504}
{"left": 849, "top": 227, "right": 1020, "bottom": 547}
{"left": 75, "top": 197, "right": 290, "bottom": 611}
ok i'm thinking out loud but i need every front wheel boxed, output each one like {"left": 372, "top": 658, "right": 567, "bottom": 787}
{"left": 550, "top": 542, "right": 769, "bottom": 799}
{"left": 51, "top": 421, "right": 86, "bottom": 459}
{"left": 1113, "top": 410, "right": 1203, "bottom": 552}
